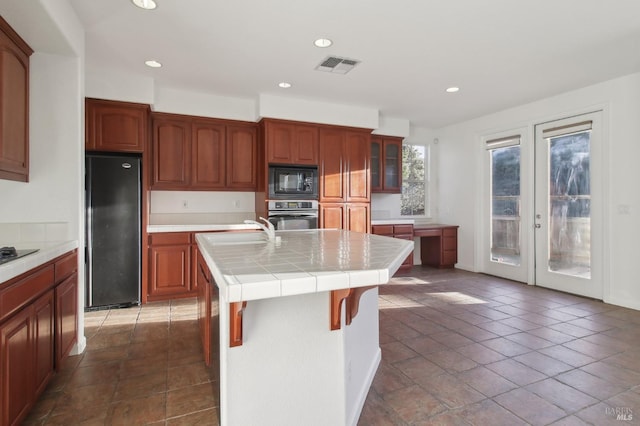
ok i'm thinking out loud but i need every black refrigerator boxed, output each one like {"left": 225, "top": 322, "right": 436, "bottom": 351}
{"left": 85, "top": 153, "right": 141, "bottom": 309}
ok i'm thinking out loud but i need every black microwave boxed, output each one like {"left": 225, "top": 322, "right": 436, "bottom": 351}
{"left": 268, "top": 165, "right": 318, "bottom": 199}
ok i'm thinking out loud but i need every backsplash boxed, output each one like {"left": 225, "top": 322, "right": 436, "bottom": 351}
{"left": 0, "top": 222, "right": 69, "bottom": 245}
{"left": 150, "top": 191, "right": 255, "bottom": 214}
{"left": 149, "top": 212, "right": 256, "bottom": 225}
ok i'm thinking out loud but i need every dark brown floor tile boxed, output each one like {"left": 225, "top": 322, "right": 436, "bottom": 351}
{"left": 404, "top": 318, "right": 447, "bottom": 335}
{"left": 538, "top": 345, "right": 597, "bottom": 367}
{"left": 131, "top": 322, "right": 170, "bottom": 342}
{"left": 67, "top": 361, "right": 121, "bottom": 387}
{"left": 392, "top": 355, "right": 445, "bottom": 381}
{"left": 107, "top": 393, "right": 166, "bottom": 425}
{"left": 494, "top": 388, "right": 567, "bottom": 425}
{"left": 166, "top": 408, "right": 219, "bottom": 425}
{"left": 562, "top": 338, "right": 621, "bottom": 360}
{"left": 422, "top": 409, "right": 471, "bottom": 425}
{"left": 128, "top": 339, "right": 171, "bottom": 359}
{"left": 496, "top": 317, "right": 540, "bottom": 331}
{"left": 120, "top": 352, "right": 169, "bottom": 378}
{"left": 566, "top": 317, "right": 614, "bottom": 332}
{"left": 470, "top": 307, "right": 512, "bottom": 321}
{"left": 430, "top": 331, "right": 475, "bottom": 349}
{"left": 601, "top": 350, "right": 640, "bottom": 373}
{"left": 79, "top": 345, "right": 130, "bottom": 367}
{"left": 168, "top": 346, "right": 206, "bottom": 368}
{"left": 458, "top": 399, "right": 527, "bottom": 425}
{"left": 549, "top": 415, "right": 591, "bottom": 426}
{"left": 426, "top": 350, "right": 478, "bottom": 373}
{"left": 454, "top": 311, "right": 492, "bottom": 325}
{"left": 556, "top": 369, "right": 627, "bottom": 400}
{"left": 45, "top": 406, "right": 109, "bottom": 426}
{"left": 357, "top": 390, "right": 406, "bottom": 426}
{"left": 485, "top": 359, "right": 547, "bottom": 386}
{"left": 166, "top": 382, "right": 218, "bottom": 419}
{"left": 526, "top": 378, "right": 598, "bottom": 413}
{"left": 383, "top": 384, "right": 446, "bottom": 423}
{"left": 85, "top": 330, "right": 132, "bottom": 351}
{"left": 455, "top": 325, "right": 498, "bottom": 342}
{"left": 457, "top": 366, "right": 518, "bottom": 397}
{"left": 539, "top": 309, "right": 580, "bottom": 322}
{"left": 504, "top": 331, "right": 555, "bottom": 350}
{"left": 480, "top": 337, "right": 532, "bottom": 357}
{"left": 549, "top": 322, "right": 596, "bottom": 338}
{"left": 167, "top": 361, "right": 214, "bottom": 390}
{"left": 527, "top": 326, "right": 575, "bottom": 344}
{"left": 513, "top": 351, "right": 573, "bottom": 376}
{"left": 113, "top": 370, "right": 167, "bottom": 401}
{"left": 403, "top": 335, "right": 449, "bottom": 355}
{"left": 372, "top": 362, "right": 414, "bottom": 395}
{"left": 50, "top": 382, "right": 116, "bottom": 416}
{"left": 455, "top": 342, "right": 505, "bottom": 364}
{"left": 581, "top": 361, "right": 640, "bottom": 389}
{"left": 475, "top": 320, "right": 521, "bottom": 336}
{"left": 381, "top": 341, "right": 420, "bottom": 364}
{"left": 418, "top": 373, "right": 485, "bottom": 409}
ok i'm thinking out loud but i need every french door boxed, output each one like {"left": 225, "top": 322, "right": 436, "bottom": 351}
{"left": 534, "top": 112, "right": 603, "bottom": 299}
{"left": 484, "top": 112, "right": 603, "bottom": 299}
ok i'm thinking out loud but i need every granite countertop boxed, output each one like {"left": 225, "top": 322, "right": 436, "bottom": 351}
{"left": 196, "top": 229, "right": 413, "bottom": 303}
{"left": 0, "top": 240, "right": 79, "bottom": 283}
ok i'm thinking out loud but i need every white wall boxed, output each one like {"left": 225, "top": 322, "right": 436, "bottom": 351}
{"left": 435, "top": 72, "right": 640, "bottom": 310}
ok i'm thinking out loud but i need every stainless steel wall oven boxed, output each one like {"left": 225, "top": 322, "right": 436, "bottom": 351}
{"left": 267, "top": 200, "right": 318, "bottom": 230}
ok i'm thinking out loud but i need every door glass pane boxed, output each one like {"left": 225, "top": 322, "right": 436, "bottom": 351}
{"left": 548, "top": 131, "right": 591, "bottom": 278}
{"left": 371, "top": 142, "right": 380, "bottom": 188}
{"left": 490, "top": 146, "right": 521, "bottom": 265}
{"left": 385, "top": 143, "right": 399, "bottom": 187}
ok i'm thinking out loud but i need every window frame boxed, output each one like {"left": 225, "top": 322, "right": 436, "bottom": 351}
{"left": 400, "top": 142, "right": 430, "bottom": 218}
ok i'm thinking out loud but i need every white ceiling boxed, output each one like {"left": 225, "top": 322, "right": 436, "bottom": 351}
{"left": 68, "top": 0, "right": 640, "bottom": 129}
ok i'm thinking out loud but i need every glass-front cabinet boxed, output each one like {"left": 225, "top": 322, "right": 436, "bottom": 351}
{"left": 371, "top": 136, "right": 402, "bottom": 193}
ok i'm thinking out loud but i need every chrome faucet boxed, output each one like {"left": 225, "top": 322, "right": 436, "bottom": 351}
{"left": 244, "top": 217, "right": 276, "bottom": 242}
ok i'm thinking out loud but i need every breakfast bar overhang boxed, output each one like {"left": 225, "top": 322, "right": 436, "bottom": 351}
{"left": 196, "top": 229, "right": 413, "bottom": 426}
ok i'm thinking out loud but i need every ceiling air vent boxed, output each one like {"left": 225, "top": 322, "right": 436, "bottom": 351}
{"left": 315, "top": 56, "right": 360, "bottom": 74}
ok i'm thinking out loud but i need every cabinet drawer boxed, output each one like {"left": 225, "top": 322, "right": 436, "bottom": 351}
{"left": 395, "top": 234, "right": 414, "bottom": 241}
{"left": 443, "top": 236, "right": 457, "bottom": 251}
{"left": 393, "top": 225, "right": 414, "bottom": 235}
{"left": 149, "top": 232, "right": 191, "bottom": 246}
{"left": 0, "top": 266, "right": 54, "bottom": 323}
{"left": 54, "top": 252, "right": 77, "bottom": 283}
{"left": 443, "top": 228, "right": 457, "bottom": 237}
{"left": 371, "top": 225, "right": 394, "bottom": 236}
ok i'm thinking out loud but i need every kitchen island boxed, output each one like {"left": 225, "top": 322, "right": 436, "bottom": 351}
{"left": 196, "top": 229, "right": 413, "bottom": 426}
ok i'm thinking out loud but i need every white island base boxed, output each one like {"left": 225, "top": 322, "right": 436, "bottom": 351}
{"left": 219, "top": 289, "right": 380, "bottom": 426}
{"left": 196, "top": 229, "right": 413, "bottom": 426}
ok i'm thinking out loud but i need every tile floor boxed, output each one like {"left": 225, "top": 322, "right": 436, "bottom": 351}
{"left": 25, "top": 266, "right": 640, "bottom": 425}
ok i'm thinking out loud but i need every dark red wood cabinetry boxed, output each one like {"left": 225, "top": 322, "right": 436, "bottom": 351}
{"left": 371, "top": 136, "right": 402, "bottom": 193}
{"left": 0, "top": 16, "right": 33, "bottom": 182}
{"left": 318, "top": 127, "right": 371, "bottom": 233}
{"left": 263, "top": 119, "right": 319, "bottom": 165}
{"left": 372, "top": 224, "right": 414, "bottom": 272}
{"left": 148, "top": 232, "right": 193, "bottom": 300}
{"left": 151, "top": 113, "right": 257, "bottom": 190}
{"left": 0, "top": 250, "right": 78, "bottom": 426}
{"left": 85, "top": 98, "right": 149, "bottom": 152}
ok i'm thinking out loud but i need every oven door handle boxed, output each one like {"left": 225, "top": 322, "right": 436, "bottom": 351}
{"left": 269, "top": 213, "right": 318, "bottom": 218}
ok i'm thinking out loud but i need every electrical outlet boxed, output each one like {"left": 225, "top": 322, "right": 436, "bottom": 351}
{"left": 182, "top": 200, "right": 188, "bottom": 209}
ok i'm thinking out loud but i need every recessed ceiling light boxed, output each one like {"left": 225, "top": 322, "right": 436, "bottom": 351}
{"left": 132, "top": 0, "right": 157, "bottom": 10}
{"left": 314, "top": 38, "right": 333, "bottom": 48}
{"left": 145, "top": 60, "right": 162, "bottom": 68}
{"left": 446, "top": 87, "right": 460, "bottom": 93}
{"left": 278, "top": 82, "right": 292, "bottom": 88}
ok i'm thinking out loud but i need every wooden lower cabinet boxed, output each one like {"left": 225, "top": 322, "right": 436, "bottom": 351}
{"left": 371, "top": 224, "right": 414, "bottom": 273}
{"left": 55, "top": 273, "right": 78, "bottom": 366}
{"left": 319, "top": 203, "right": 370, "bottom": 234}
{"left": 148, "top": 233, "right": 192, "bottom": 300}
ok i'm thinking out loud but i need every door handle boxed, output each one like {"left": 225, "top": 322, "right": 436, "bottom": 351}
{"left": 535, "top": 224, "right": 541, "bottom": 229}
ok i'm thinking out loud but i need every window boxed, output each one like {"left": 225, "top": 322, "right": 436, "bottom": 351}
{"left": 401, "top": 144, "right": 427, "bottom": 216}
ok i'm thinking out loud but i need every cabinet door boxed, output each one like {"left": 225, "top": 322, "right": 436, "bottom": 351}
{"left": 266, "top": 121, "right": 294, "bottom": 164}
{"left": 370, "top": 138, "right": 382, "bottom": 192}
{"left": 0, "top": 305, "right": 32, "bottom": 426}
{"left": 293, "top": 125, "right": 319, "bottom": 165}
{"left": 319, "top": 203, "right": 345, "bottom": 230}
{"left": 192, "top": 120, "right": 226, "bottom": 188}
{"left": 151, "top": 116, "right": 191, "bottom": 188}
{"left": 55, "top": 273, "right": 78, "bottom": 367}
{"left": 0, "top": 27, "right": 30, "bottom": 182}
{"left": 345, "top": 131, "right": 370, "bottom": 202}
{"left": 383, "top": 138, "right": 402, "bottom": 192}
{"left": 191, "top": 244, "right": 199, "bottom": 293}
{"left": 33, "top": 290, "right": 54, "bottom": 397}
{"left": 149, "top": 243, "right": 191, "bottom": 298}
{"left": 347, "top": 203, "right": 370, "bottom": 234}
{"left": 226, "top": 125, "right": 257, "bottom": 190}
{"left": 85, "top": 99, "right": 148, "bottom": 152}
{"left": 319, "top": 128, "right": 346, "bottom": 202}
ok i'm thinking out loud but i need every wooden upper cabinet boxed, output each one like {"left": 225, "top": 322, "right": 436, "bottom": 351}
{"left": 192, "top": 119, "right": 226, "bottom": 188}
{"left": 151, "top": 114, "right": 191, "bottom": 188}
{"left": 0, "top": 16, "right": 32, "bottom": 183}
{"left": 345, "top": 130, "right": 370, "bottom": 202}
{"left": 85, "top": 98, "right": 149, "bottom": 153}
{"left": 319, "top": 127, "right": 346, "bottom": 202}
{"left": 227, "top": 124, "right": 257, "bottom": 189}
{"left": 265, "top": 120, "right": 318, "bottom": 165}
{"left": 371, "top": 136, "right": 402, "bottom": 193}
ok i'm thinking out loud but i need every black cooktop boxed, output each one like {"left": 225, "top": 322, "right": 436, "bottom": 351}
{"left": 0, "top": 247, "right": 40, "bottom": 265}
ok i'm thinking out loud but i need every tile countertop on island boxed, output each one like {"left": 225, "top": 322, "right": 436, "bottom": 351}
{"left": 0, "top": 240, "right": 79, "bottom": 283}
{"left": 196, "top": 229, "right": 414, "bottom": 303}
{"left": 370, "top": 219, "right": 415, "bottom": 225}
{"left": 148, "top": 223, "right": 262, "bottom": 233}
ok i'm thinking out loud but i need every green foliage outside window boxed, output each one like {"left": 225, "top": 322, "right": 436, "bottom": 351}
{"left": 401, "top": 144, "right": 426, "bottom": 216}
